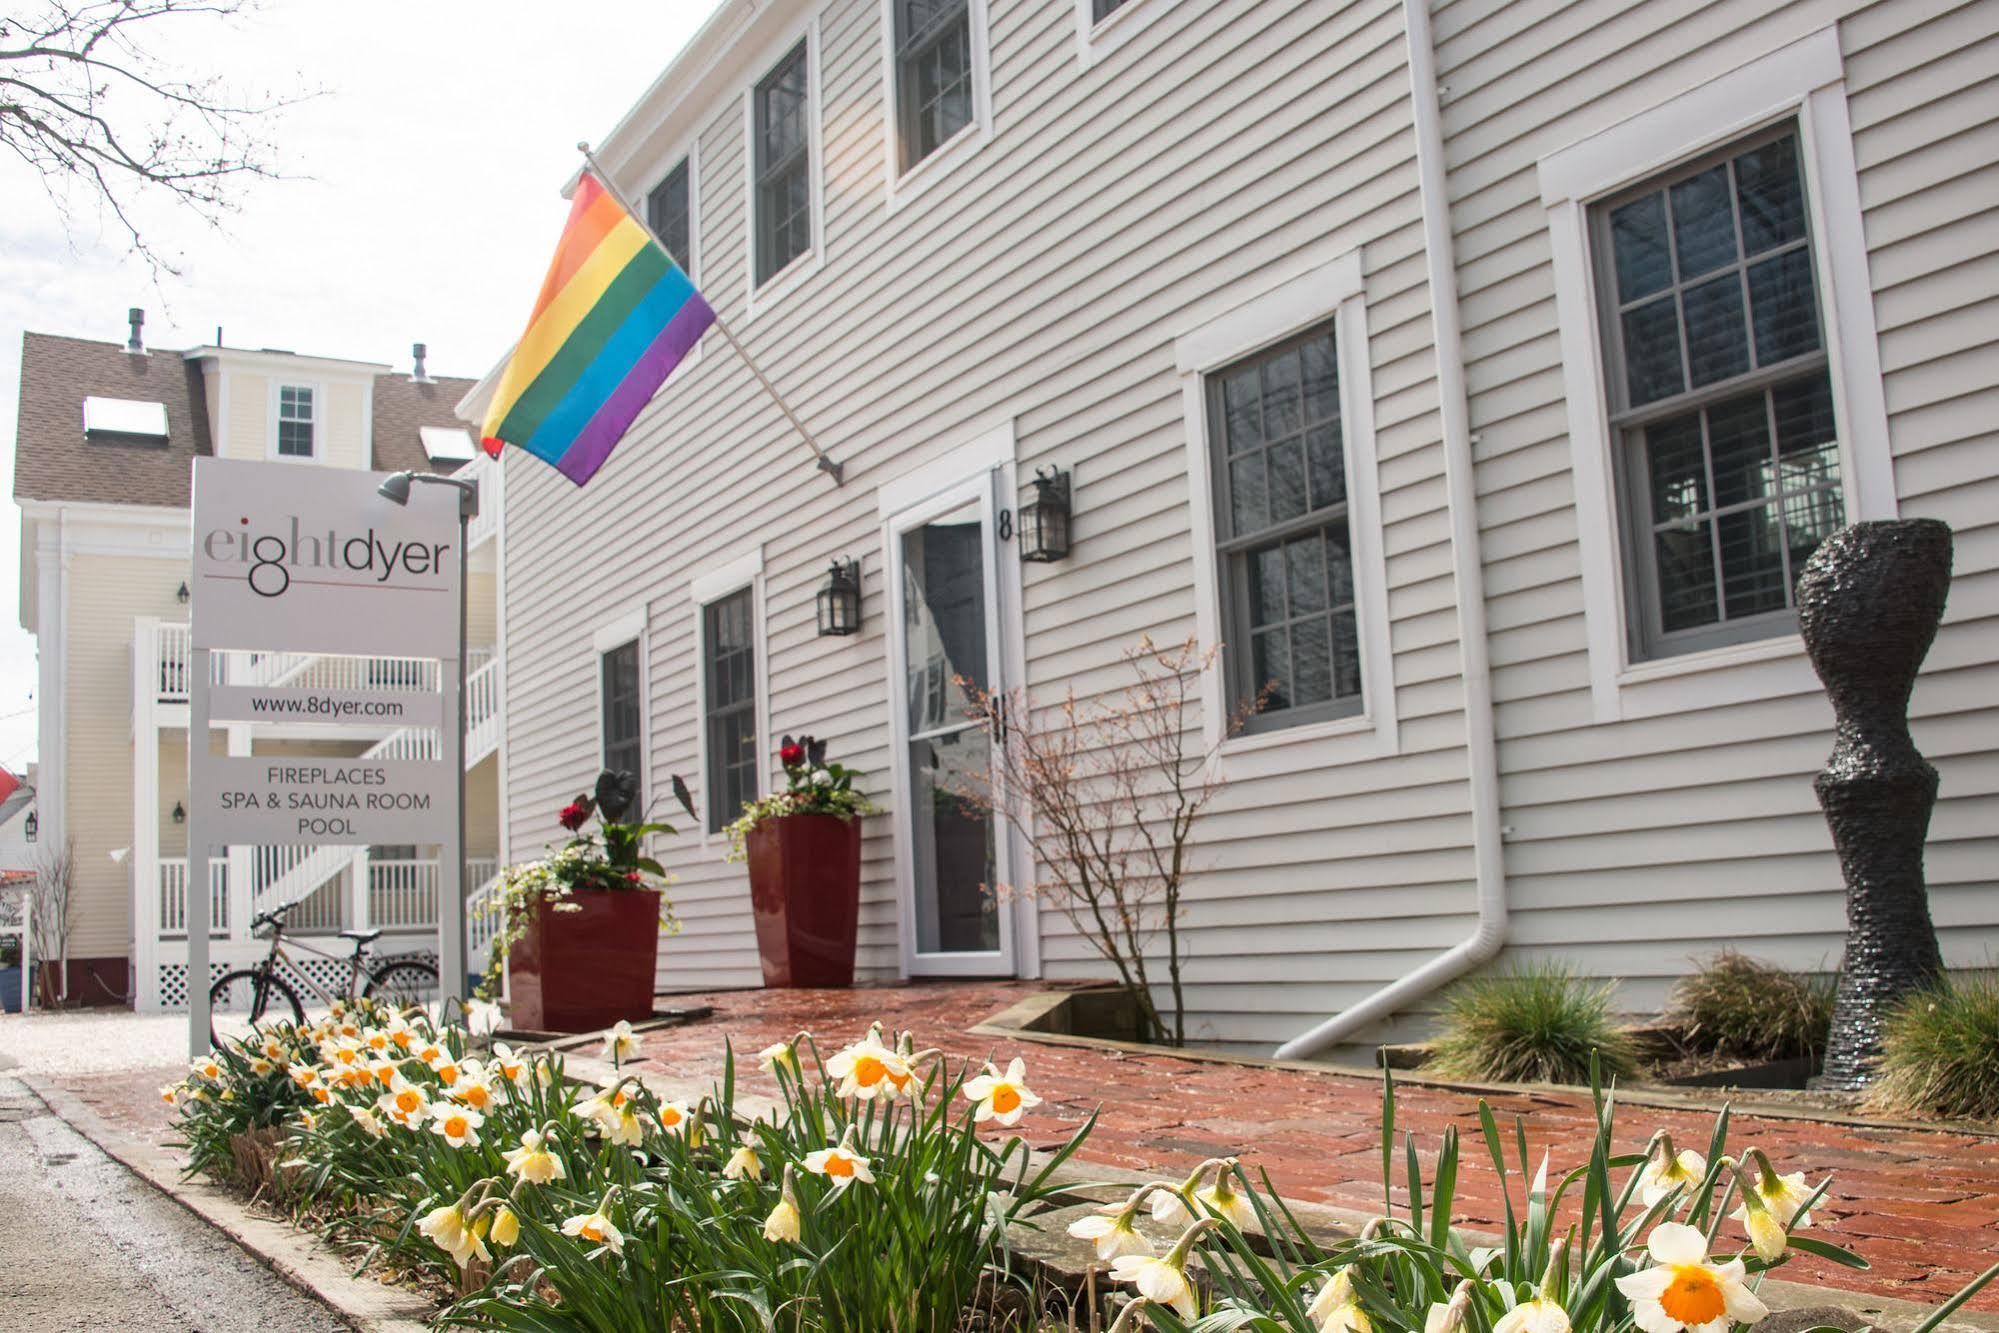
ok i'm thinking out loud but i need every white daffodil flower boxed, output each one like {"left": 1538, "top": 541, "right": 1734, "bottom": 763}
{"left": 1493, "top": 1298, "right": 1572, "bottom": 1333}
{"left": 602, "top": 1020, "right": 642, "bottom": 1064}
{"left": 825, "top": 1031, "right": 910, "bottom": 1101}
{"left": 561, "top": 1206, "right": 626, "bottom": 1255}
{"left": 1067, "top": 1200, "right": 1155, "bottom": 1262}
{"left": 503, "top": 1128, "right": 566, "bottom": 1184}
{"left": 1615, "top": 1222, "right": 1771, "bottom": 1333}
{"left": 963, "top": 1057, "right": 1043, "bottom": 1127}
{"left": 1637, "top": 1141, "right": 1708, "bottom": 1207}
{"left": 430, "top": 1103, "right": 486, "bottom": 1149}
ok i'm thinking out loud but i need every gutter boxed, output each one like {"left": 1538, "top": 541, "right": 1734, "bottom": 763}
{"left": 1275, "top": 0, "right": 1507, "bottom": 1061}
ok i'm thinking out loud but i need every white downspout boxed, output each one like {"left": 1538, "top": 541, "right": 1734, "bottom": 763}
{"left": 1274, "top": 0, "right": 1507, "bottom": 1061}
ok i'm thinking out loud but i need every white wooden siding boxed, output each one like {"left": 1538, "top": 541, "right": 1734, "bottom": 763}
{"left": 500, "top": 0, "right": 1998, "bottom": 1048}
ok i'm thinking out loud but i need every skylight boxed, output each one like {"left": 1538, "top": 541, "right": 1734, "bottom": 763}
{"left": 419, "top": 425, "right": 477, "bottom": 462}
{"left": 82, "top": 396, "right": 169, "bottom": 438}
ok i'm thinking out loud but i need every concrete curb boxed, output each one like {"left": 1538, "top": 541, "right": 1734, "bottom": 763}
{"left": 26, "top": 1075, "right": 436, "bottom": 1333}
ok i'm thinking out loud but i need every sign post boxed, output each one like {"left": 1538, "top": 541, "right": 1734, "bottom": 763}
{"left": 186, "top": 458, "right": 467, "bottom": 1056}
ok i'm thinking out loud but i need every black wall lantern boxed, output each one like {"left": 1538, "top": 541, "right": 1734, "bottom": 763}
{"left": 172, "top": 800, "right": 186, "bottom": 825}
{"left": 816, "top": 558, "right": 862, "bottom": 637}
{"left": 1019, "top": 466, "right": 1072, "bottom": 562}
{"left": 176, "top": 581, "right": 190, "bottom": 604}
{"left": 23, "top": 809, "right": 36, "bottom": 842}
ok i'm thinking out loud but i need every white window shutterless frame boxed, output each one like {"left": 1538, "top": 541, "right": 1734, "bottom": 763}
{"left": 878, "top": 429, "right": 1032, "bottom": 978}
{"left": 1539, "top": 26, "right": 1895, "bottom": 724}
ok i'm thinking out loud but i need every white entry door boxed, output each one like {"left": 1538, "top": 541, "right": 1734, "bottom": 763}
{"left": 884, "top": 466, "right": 1024, "bottom": 977}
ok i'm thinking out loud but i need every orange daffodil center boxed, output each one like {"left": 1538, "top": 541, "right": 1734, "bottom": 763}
{"left": 1616, "top": 1222, "right": 1770, "bottom": 1333}
{"left": 827, "top": 1033, "right": 911, "bottom": 1101}
{"left": 803, "top": 1128, "right": 876, "bottom": 1192}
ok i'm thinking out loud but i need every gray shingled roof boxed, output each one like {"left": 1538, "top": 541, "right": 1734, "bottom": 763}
{"left": 12, "top": 332, "right": 480, "bottom": 508}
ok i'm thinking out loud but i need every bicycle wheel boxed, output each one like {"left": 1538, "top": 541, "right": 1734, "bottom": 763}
{"left": 365, "top": 958, "right": 440, "bottom": 1013}
{"left": 209, "top": 969, "right": 304, "bottom": 1045}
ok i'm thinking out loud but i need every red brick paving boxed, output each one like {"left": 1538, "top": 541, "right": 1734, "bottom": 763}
{"left": 630, "top": 981, "right": 1999, "bottom": 1310}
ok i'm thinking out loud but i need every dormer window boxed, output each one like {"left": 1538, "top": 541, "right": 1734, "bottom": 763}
{"left": 419, "top": 426, "right": 477, "bottom": 464}
{"left": 276, "top": 384, "right": 315, "bottom": 458}
{"left": 82, "top": 396, "right": 169, "bottom": 441}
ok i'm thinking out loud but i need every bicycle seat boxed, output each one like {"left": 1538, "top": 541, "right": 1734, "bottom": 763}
{"left": 339, "top": 928, "right": 384, "bottom": 945}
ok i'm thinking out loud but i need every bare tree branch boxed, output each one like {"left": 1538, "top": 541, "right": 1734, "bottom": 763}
{"left": 0, "top": 0, "right": 302, "bottom": 274}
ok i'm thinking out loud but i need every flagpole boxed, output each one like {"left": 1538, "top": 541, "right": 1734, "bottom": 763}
{"left": 577, "top": 142, "right": 843, "bottom": 486}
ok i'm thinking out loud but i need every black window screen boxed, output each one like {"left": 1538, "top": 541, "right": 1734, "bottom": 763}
{"left": 703, "top": 589, "right": 758, "bottom": 833}
{"left": 754, "top": 43, "right": 812, "bottom": 285}
{"left": 893, "top": 0, "right": 974, "bottom": 171}
{"left": 600, "top": 640, "right": 643, "bottom": 812}
{"left": 646, "top": 157, "right": 693, "bottom": 274}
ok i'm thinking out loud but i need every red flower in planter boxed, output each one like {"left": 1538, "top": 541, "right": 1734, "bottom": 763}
{"left": 779, "top": 739, "right": 806, "bottom": 769}
{"left": 625, "top": 870, "right": 643, "bottom": 885}
{"left": 558, "top": 800, "right": 591, "bottom": 831}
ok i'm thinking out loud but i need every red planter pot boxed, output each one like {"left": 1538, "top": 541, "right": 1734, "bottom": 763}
{"left": 506, "top": 887, "right": 660, "bottom": 1032}
{"left": 747, "top": 814, "right": 861, "bottom": 988}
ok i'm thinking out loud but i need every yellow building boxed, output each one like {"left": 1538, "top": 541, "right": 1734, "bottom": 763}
{"left": 13, "top": 316, "right": 505, "bottom": 1010}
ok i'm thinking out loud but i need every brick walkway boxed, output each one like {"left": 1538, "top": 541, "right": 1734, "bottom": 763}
{"left": 626, "top": 981, "right": 1999, "bottom": 1310}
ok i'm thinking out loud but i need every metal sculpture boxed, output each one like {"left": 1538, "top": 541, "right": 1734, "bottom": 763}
{"left": 1796, "top": 518, "right": 1952, "bottom": 1089}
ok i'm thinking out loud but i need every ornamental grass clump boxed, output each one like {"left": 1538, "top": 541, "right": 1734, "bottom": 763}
{"left": 1668, "top": 951, "right": 1835, "bottom": 1063}
{"left": 1864, "top": 973, "right": 1999, "bottom": 1122}
{"left": 1429, "top": 964, "right": 1637, "bottom": 1085}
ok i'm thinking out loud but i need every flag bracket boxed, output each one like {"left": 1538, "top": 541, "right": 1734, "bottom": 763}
{"left": 578, "top": 142, "right": 844, "bottom": 487}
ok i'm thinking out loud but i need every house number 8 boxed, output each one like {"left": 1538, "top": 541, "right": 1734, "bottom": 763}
{"left": 998, "top": 509, "right": 1013, "bottom": 541}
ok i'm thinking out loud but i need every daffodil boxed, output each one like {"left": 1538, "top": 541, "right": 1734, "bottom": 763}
{"left": 430, "top": 1102, "right": 485, "bottom": 1149}
{"left": 722, "top": 1136, "right": 764, "bottom": 1181}
{"left": 803, "top": 1127, "right": 876, "bottom": 1192}
{"left": 1424, "top": 1294, "right": 1469, "bottom": 1333}
{"left": 1108, "top": 1217, "right": 1216, "bottom": 1318}
{"left": 764, "top": 1167, "right": 803, "bottom": 1242}
{"left": 825, "top": 1029, "right": 910, "bottom": 1101}
{"left": 491, "top": 1043, "right": 529, "bottom": 1086}
{"left": 1615, "top": 1222, "right": 1769, "bottom": 1333}
{"left": 1637, "top": 1138, "right": 1707, "bottom": 1207}
{"left": 1192, "top": 1162, "right": 1253, "bottom": 1228}
{"left": 503, "top": 1128, "right": 566, "bottom": 1184}
{"left": 366, "top": 1058, "right": 400, "bottom": 1088}
{"left": 602, "top": 1019, "right": 642, "bottom": 1064}
{"left": 349, "top": 1105, "right": 388, "bottom": 1139}
{"left": 1307, "top": 1268, "right": 1374, "bottom": 1333}
{"left": 452, "top": 1067, "right": 498, "bottom": 1112}
{"left": 964, "top": 1057, "right": 1042, "bottom": 1126}
{"left": 378, "top": 1076, "right": 430, "bottom": 1127}
{"left": 1493, "top": 1297, "right": 1571, "bottom": 1333}
{"left": 249, "top": 1057, "right": 274, "bottom": 1077}
{"left": 656, "top": 1100, "right": 692, "bottom": 1136}
{"left": 191, "top": 1056, "right": 223, "bottom": 1083}
{"left": 1729, "top": 1149, "right": 1817, "bottom": 1255}
{"left": 1067, "top": 1187, "right": 1156, "bottom": 1262}
{"left": 489, "top": 1204, "right": 520, "bottom": 1248}
{"left": 757, "top": 1041, "right": 799, "bottom": 1076}
{"left": 417, "top": 1201, "right": 473, "bottom": 1265}
{"left": 561, "top": 1200, "right": 626, "bottom": 1255}
{"left": 431, "top": 1056, "right": 462, "bottom": 1087}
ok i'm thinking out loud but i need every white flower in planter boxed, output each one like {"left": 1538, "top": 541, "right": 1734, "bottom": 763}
{"left": 1615, "top": 1222, "right": 1769, "bottom": 1333}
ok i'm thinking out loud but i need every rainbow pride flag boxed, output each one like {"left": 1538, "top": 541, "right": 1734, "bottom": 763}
{"left": 480, "top": 172, "right": 715, "bottom": 484}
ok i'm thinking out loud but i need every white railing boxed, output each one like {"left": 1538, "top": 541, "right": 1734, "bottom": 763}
{"left": 150, "top": 624, "right": 450, "bottom": 704}
{"left": 369, "top": 859, "right": 437, "bottom": 929}
{"left": 466, "top": 657, "right": 502, "bottom": 764}
{"left": 466, "top": 858, "right": 503, "bottom": 969}
{"left": 159, "top": 859, "right": 229, "bottom": 936}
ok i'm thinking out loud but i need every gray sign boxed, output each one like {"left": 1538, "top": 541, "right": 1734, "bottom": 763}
{"left": 190, "top": 458, "right": 461, "bottom": 658}
{"left": 190, "top": 754, "right": 455, "bottom": 845}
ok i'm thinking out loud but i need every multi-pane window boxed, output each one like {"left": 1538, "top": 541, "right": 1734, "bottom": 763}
{"left": 276, "top": 385, "right": 314, "bottom": 457}
{"left": 754, "top": 42, "right": 813, "bottom": 285}
{"left": 600, "top": 640, "right": 644, "bottom": 812}
{"left": 1209, "top": 322, "right": 1359, "bottom": 733}
{"left": 703, "top": 588, "right": 758, "bottom": 833}
{"left": 1091, "top": 0, "right": 1130, "bottom": 21}
{"left": 646, "top": 158, "right": 694, "bottom": 274}
{"left": 1594, "top": 125, "right": 1842, "bottom": 660}
{"left": 893, "top": 0, "right": 974, "bottom": 171}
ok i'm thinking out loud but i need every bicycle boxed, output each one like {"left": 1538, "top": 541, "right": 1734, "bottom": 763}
{"left": 208, "top": 898, "right": 440, "bottom": 1039}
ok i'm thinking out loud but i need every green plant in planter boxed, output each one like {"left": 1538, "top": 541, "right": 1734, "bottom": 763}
{"left": 1430, "top": 964, "right": 1637, "bottom": 1085}
{"left": 722, "top": 733, "right": 878, "bottom": 862}
{"left": 479, "top": 769, "right": 697, "bottom": 995}
{"left": 1668, "top": 951, "right": 1835, "bottom": 1064}
{"left": 1864, "top": 973, "right": 1999, "bottom": 1121}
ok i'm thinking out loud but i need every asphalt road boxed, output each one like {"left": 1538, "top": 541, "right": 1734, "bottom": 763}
{"left": 0, "top": 1074, "right": 351, "bottom": 1332}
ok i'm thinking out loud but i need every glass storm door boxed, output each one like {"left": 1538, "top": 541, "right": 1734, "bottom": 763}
{"left": 887, "top": 473, "right": 1017, "bottom": 977}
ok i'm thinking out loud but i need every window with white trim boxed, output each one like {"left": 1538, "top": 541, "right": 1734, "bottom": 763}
{"left": 1593, "top": 123, "right": 1842, "bottom": 662}
{"left": 1207, "top": 322, "right": 1359, "bottom": 732}
{"left": 753, "top": 42, "right": 813, "bottom": 286}
{"left": 276, "top": 385, "right": 314, "bottom": 458}
{"left": 1091, "top": 0, "right": 1128, "bottom": 19}
{"left": 600, "top": 639, "right": 644, "bottom": 810}
{"left": 890, "top": 0, "right": 975, "bottom": 173}
{"left": 702, "top": 588, "right": 758, "bottom": 833}
{"left": 647, "top": 157, "right": 694, "bottom": 275}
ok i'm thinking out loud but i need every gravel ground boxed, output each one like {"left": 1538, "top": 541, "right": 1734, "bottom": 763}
{"left": 0, "top": 1074, "right": 350, "bottom": 1331}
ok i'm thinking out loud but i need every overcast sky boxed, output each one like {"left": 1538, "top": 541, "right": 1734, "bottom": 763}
{"left": 0, "top": 0, "right": 725, "bottom": 772}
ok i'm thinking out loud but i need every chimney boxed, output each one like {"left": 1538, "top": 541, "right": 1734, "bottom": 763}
{"left": 126, "top": 307, "right": 146, "bottom": 355}
{"left": 411, "top": 342, "right": 431, "bottom": 383}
